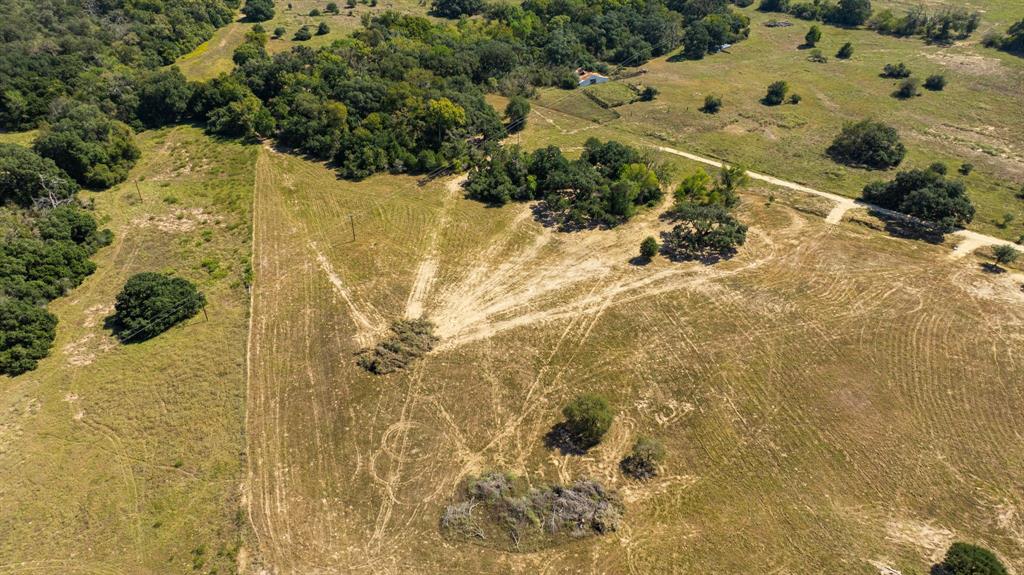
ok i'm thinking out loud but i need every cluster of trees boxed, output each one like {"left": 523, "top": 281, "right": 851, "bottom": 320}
{"left": 983, "top": 19, "right": 1024, "bottom": 55}
{"left": 661, "top": 165, "right": 748, "bottom": 260}
{"left": 758, "top": 0, "right": 872, "bottom": 27}
{"left": 868, "top": 6, "right": 981, "bottom": 44}
{"left": 0, "top": 0, "right": 238, "bottom": 130}
{"left": 243, "top": 0, "right": 276, "bottom": 21}
{"left": 33, "top": 104, "right": 141, "bottom": 189}
{"left": 112, "top": 273, "right": 206, "bottom": 343}
{"left": 862, "top": 164, "right": 975, "bottom": 234}
{"left": 0, "top": 145, "right": 112, "bottom": 375}
{"left": 827, "top": 120, "right": 906, "bottom": 169}
{"left": 464, "top": 138, "right": 666, "bottom": 228}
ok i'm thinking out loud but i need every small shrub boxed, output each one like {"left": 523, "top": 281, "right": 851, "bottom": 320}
{"left": 808, "top": 49, "right": 827, "bottom": 63}
{"left": 639, "top": 86, "right": 659, "bottom": 101}
{"left": 326, "top": 1, "right": 340, "bottom": 12}
{"left": 640, "top": 236, "right": 659, "bottom": 260}
{"left": 356, "top": 318, "right": 438, "bottom": 374}
{"left": 310, "top": 8, "right": 321, "bottom": 16}
{"left": 293, "top": 25, "right": 312, "bottom": 40}
{"left": 836, "top": 42, "right": 854, "bottom": 59}
{"left": 763, "top": 80, "right": 789, "bottom": 106}
{"left": 882, "top": 62, "right": 911, "bottom": 78}
{"left": 958, "top": 163, "right": 974, "bottom": 175}
{"left": 804, "top": 25, "right": 821, "bottom": 47}
{"left": 928, "top": 162, "right": 948, "bottom": 175}
{"left": 620, "top": 437, "right": 665, "bottom": 480}
{"left": 894, "top": 77, "right": 921, "bottom": 99}
{"left": 317, "top": 21, "right": 330, "bottom": 35}
{"left": 701, "top": 94, "right": 722, "bottom": 114}
{"left": 789, "top": 93, "right": 803, "bottom": 104}
{"left": 924, "top": 74, "right": 947, "bottom": 91}
{"left": 273, "top": 26, "right": 286, "bottom": 38}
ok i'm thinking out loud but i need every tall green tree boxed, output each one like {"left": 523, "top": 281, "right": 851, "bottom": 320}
{"left": 243, "top": 0, "right": 276, "bottom": 21}
{"left": 113, "top": 273, "right": 206, "bottom": 343}
{"left": 33, "top": 103, "right": 140, "bottom": 189}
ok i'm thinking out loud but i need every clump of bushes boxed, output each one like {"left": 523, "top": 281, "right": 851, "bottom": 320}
{"left": 620, "top": 437, "right": 665, "bottom": 480}
{"left": 465, "top": 139, "right": 666, "bottom": 230}
{"left": 894, "top": 77, "right": 921, "bottom": 99}
{"left": 357, "top": 318, "right": 438, "bottom": 374}
{"left": 982, "top": 19, "right": 1024, "bottom": 54}
{"left": 862, "top": 168, "right": 975, "bottom": 234}
{"left": 441, "top": 472, "right": 624, "bottom": 550}
{"left": 113, "top": 273, "right": 205, "bottom": 343}
{"left": 0, "top": 144, "right": 79, "bottom": 207}
{"left": 0, "top": 299, "right": 58, "bottom": 376}
{"left": 827, "top": 119, "right": 906, "bottom": 169}
{"left": 869, "top": 6, "right": 981, "bottom": 44}
{"left": 293, "top": 25, "right": 312, "bottom": 41}
{"left": 882, "top": 62, "right": 911, "bottom": 78}
{"left": 33, "top": 103, "right": 140, "bottom": 189}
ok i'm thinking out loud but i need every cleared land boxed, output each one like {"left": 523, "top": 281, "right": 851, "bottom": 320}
{"left": 245, "top": 121, "right": 1024, "bottom": 573}
{"left": 0, "top": 127, "right": 256, "bottom": 574}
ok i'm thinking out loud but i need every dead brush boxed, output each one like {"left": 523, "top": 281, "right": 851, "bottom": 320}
{"left": 356, "top": 318, "right": 439, "bottom": 374}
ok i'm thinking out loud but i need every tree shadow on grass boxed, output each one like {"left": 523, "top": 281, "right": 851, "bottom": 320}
{"left": 544, "top": 422, "right": 595, "bottom": 456}
{"left": 869, "top": 209, "right": 947, "bottom": 245}
{"left": 980, "top": 262, "right": 1007, "bottom": 274}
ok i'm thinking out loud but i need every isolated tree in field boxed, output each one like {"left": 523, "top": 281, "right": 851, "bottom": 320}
{"left": 928, "top": 162, "right": 948, "bottom": 175}
{"left": 924, "top": 74, "right": 947, "bottom": 91}
{"left": 113, "top": 273, "right": 205, "bottom": 342}
{"left": 561, "top": 394, "right": 614, "bottom": 450}
{"left": 804, "top": 25, "right": 822, "bottom": 47}
{"left": 640, "top": 236, "right": 659, "bottom": 260}
{"left": 762, "top": 81, "right": 788, "bottom": 106}
{"left": 662, "top": 204, "right": 747, "bottom": 260}
{"left": 836, "top": 42, "right": 854, "bottom": 59}
{"left": 827, "top": 120, "right": 905, "bottom": 169}
{"left": 701, "top": 94, "right": 722, "bottom": 113}
{"left": 789, "top": 93, "right": 803, "bottom": 104}
{"left": 0, "top": 299, "right": 58, "bottom": 376}
{"left": 959, "top": 163, "right": 974, "bottom": 175}
{"left": 273, "top": 26, "right": 286, "bottom": 38}
{"left": 993, "top": 245, "right": 1019, "bottom": 267}
{"left": 504, "top": 96, "right": 530, "bottom": 132}
{"left": 830, "top": 0, "right": 872, "bottom": 27}
{"left": 0, "top": 144, "right": 78, "bottom": 207}
{"left": 862, "top": 168, "right": 975, "bottom": 232}
{"left": 317, "top": 22, "right": 331, "bottom": 35}
{"left": 294, "top": 25, "right": 312, "bottom": 41}
{"left": 242, "top": 0, "right": 275, "bottom": 21}
{"left": 430, "top": 0, "right": 484, "bottom": 18}
{"left": 620, "top": 436, "right": 665, "bottom": 480}
{"left": 940, "top": 542, "right": 1008, "bottom": 575}
{"left": 33, "top": 103, "right": 140, "bottom": 189}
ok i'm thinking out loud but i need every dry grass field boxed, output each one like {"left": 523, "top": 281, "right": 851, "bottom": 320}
{"left": 244, "top": 118, "right": 1024, "bottom": 573}
{"left": 0, "top": 127, "right": 256, "bottom": 574}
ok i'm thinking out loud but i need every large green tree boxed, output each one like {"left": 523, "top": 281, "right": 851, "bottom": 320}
{"left": 662, "top": 203, "right": 748, "bottom": 260}
{"left": 242, "top": 0, "right": 276, "bottom": 21}
{"left": 827, "top": 120, "right": 906, "bottom": 169}
{"left": 33, "top": 104, "right": 140, "bottom": 189}
{"left": 862, "top": 168, "right": 975, "bottom": 232}
{"left": 562, "top": 394, "right": 614, "bottom": 450}
{"left": 113, "top": 273, "right": 206, "bottom": 343}
{"left": 940, "top": 543, "right": 1008, "bottom": 575}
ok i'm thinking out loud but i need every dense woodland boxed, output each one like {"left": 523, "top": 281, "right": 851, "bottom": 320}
{"left": 0, "top": 0, "right": 240, "bottom": 130}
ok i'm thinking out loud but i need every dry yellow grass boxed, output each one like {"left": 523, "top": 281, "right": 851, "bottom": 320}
{"left": 244, "top": 133, "right": 1024, "bottom": 573}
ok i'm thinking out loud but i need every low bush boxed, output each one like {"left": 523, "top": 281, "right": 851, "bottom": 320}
{"left": 620, "top": 437, "right": 665, "bottom": 480}
{"left": 701, "top": 94, "right": 723, "bottom": 113}
{"left": 924, "top": 74, "right": 947, "bottom": 91}
{"left": 882, "top": 62, "right": 911, "bottom": 78}
{"left": 762, "top": 80, "right": 788, "bottom": 106}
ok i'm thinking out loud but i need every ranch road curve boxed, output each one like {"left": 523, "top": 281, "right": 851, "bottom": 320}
{"left": 654, "top": 145, "right": 1020, "bottom": 259}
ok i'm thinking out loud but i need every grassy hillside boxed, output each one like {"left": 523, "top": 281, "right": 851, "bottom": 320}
{"left": 0, "top": 127, "right": 256, "bottom": 574}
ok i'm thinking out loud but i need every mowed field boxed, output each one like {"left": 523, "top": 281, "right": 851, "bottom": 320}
{"left": 538, "top": 2, "right": 1024, "bottom": 240}
{"left": 0, "top": 127, "right": 256, "bottom": 574}
{"left": 246, "top": 112, "right": 1024, "bottom": 573}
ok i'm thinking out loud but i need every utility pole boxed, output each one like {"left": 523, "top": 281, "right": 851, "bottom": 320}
{"left": 349, "top": 214, "right": 356, "bottom": 242}
{"left": 134, "top": 181, "right": 143, "bottom": 202}
{"left": 202, "top": 305, "right": 209, "bottom": 321}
